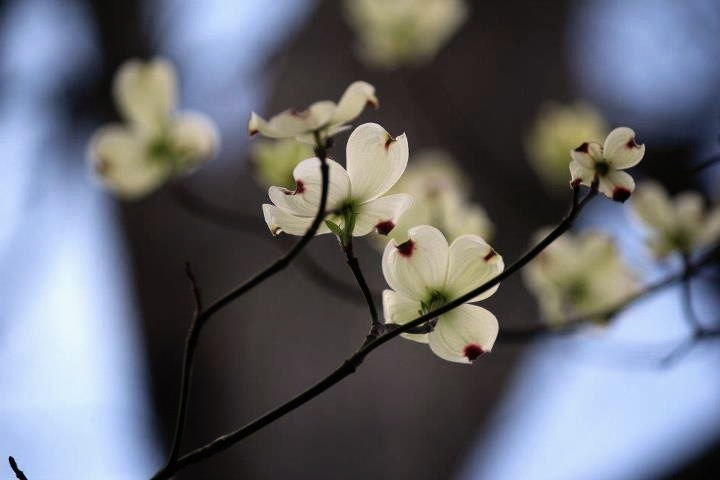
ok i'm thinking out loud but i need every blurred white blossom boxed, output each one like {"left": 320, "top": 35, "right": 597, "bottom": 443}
{"left": 262, "top": 123, "right": 412, "bottom": 237}
{"left": 525, "top": 101, "right": 608, "bottom": 187}
{"left": 524, "top": 230, "right": 639, "bottom": 326}
{"left": 382, "top": 225, "right": 503, "bottom": 363}
{"left": 375, "top": 149, "right": 493, "bottom": 248}
{"left": 88, "top": 58, "right": 218, "bottom": 199}
{"left": 344, "top": 0, "right": 468, "bottom": 68}
{"left": 250, "top": 139, "right": 313, "bottom": 189}
{"left": 569, "top": 127, "right": 645, "bottom": 202}
{"left": 631, "top": 181, "right": 720, "bottom": 259}
{"left": 248, "top": 81, "right": 378, "bottom": 143}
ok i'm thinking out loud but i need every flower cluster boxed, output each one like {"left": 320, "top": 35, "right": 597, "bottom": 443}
{"left": 377, "top": 149, "right": 493, "bottom": 246}
{"left": 525, "top": 101, "right": 608, "bottom": 187}
{"left": 248, "top": 81, "right": 378, "bottom": 144}
{"left": 344, "top": 0, "right": 468, "bottom": 68}
{"left": 569, "top": 127, "right": 645, "bottom": 202}
{"left": 524, "top": 230, "right": 639, "bottom": 326}
{"left": 88, "top": 58, "right": 218, "bottom": 199}
{"left": 262, "top": 123, "right": 412, "bottom": 238}
{"left": 382, "top": 225, "right": 504, "bottom": 363}
{"left": 631, "top": 181, "right": 720, "bottom": 259}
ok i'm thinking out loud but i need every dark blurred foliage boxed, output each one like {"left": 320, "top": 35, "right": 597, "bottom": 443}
{"left": 15, "top": 0, "right": 720, "bottom": 478}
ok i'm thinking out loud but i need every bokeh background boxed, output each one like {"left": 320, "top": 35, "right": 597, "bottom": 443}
{"left": 2, "top": 0, "right": 720, "bottom": 479}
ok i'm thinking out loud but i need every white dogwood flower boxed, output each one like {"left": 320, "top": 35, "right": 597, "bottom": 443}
{"left": 248, "top": 81, "right": 378, "bottom": 143}
{"left": 344, "top": 0, "right": 468, "bottom": 68}
{"left": 524, "top": 230, "right": 639, "bottom": 326}
{"left": 569, "top": 127, "right": 645, "bottom": 202}
{"left": 250, "top": 139, "right": 313, "bottom": 189}
{"left": 377, "top": 149, "right": 493, "bottom": 247}
{"left": 88, "top": 58, "right": 218, "bottom": 199}
{"left": 632, "top": 181, "right": 720, "bottom": 258}
{"left": 382, "top": 225, "right": 504, "bottom": 363}
{"left": 525, "top": 101, "right": 608, "bottom": 187}
{"left": 262, "top": 123, "right": 412, "bottom": 237}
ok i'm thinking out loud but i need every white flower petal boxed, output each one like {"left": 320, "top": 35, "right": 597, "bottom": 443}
{"left": 382, "top": 225, "right": 449, "bottom": 299}
{"left": 631, "top": 181, "right": 674, "bottom": 231}
{"left": 88, "top": 125, "right": 167, "bottom": 199}
{"left": 329, "top": 81, "right": 378, "bottom": 126}
{"left": 262, "top": 204, "right": 330, "bottom": 236}
{"left": 598, "top": 170, "right": 635, "bottom": 202}
{"left": 353, "top": 193, "right": 413, "bottom": 236}
{"left": 569, "top": 141, "right": 602, "bottom": 168}
{"left": 248, "top": 112, "right": 284, "bottom": 138}
{"left": 169, "top": 112, "right": 219, "bottom": 170}
{"left": 445, "top": 235, "right": 504, "bottom": 302}
{"left": 428, "top": 304, "right": 499, "bottom": 363}
{"left": 346, "top": 123, "right": 409, "bottom": 201}
{"left": 569, "top": 159, "right": 596, "bottom": 187}
{"left": 603, "top": 127, "right": 645, "bottom": 169}
{"left": 306, "top": 100, "right": 336, "bottom": 129}
{"left": 250, "top": 102, "right": 333, "bottom": 139}
{"left": 382, "top": 289, "right": 428, "bottom": 343}
{"left": 113, "top": 58, "right": 176, "bottom": 133}
{"left": 268, "top": 158, "right": 351, "bottom": 216}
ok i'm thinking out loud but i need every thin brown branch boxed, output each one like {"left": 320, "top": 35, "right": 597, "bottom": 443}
{"left": 170, "top": 179, "right": 373, "bottom": 305}
{"left": 500, "top": 242, "right": 720, "bottom": 343}
{"left": 8, "top": 457, "right": 29, "bottom": 480}
{"left": 342, "top": 238, "right": 384, "bottom": 342}
{"left": 162, "top": 133, "right": 332, "bottom": 467}
{"left": 152, "top": 184, "right": 597, "bottom": 479}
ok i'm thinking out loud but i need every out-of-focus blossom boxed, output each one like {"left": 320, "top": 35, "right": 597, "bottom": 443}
{"left": 344, "top": 0, "right": 468, "bottom": 68}
{"left": 382, "top": 225, "right": 503, "bottom": 363}
{"left": 632, "top": 181, "right": 720, "bottom": 259}
{"left": 88, "top": 58, "right": 219, "bottom": 199}
{"left": 524, "top": 230, "right": 639, "bottom": 326}
{"left": 525, "top": 101, "right": 608, "bottom": 187}
{"left": 569, "top": 127, "right": 645, "bottom": 202}
{"left": 250, "top": 139, "right": 313, "bottom": 189}
{"left": 248, "top": 81, "right": 378, "bottom": 143}
{"left": 262, "top": 123, "right": 412, "bottom": 237}
{"left": 376, "top": 150, "right": 493, "bottom": 247}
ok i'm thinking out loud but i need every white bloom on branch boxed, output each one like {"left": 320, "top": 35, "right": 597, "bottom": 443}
{"left": 569, "top": 127, "right": 645, "bottom": 202}
{"left": 250, "top": 139, "right": 313, "bottom": 189}
{"left": 376, "top": 149, "right": 493, "bottom": 247}
{"left": 344, "top": 0, "right": 468, "bottom": 68}
{"left": 382, "top": 225, "right": 504, "bottom": 363}
{"left": 631, "top": 181, "right": 720, "bottom": 259}
{"left": 262, "top": 123, "right": 412, "bottom": 237}
{"left": 248, "top": 81, "right": 378, "bottom": 143}
{"left": 524, "top": 230, "right": 639, "bottom": 326}
{"left": 88, "top": 58, "right": 219, "bottom": 199}
{"left": 525, "top": 101, "right": 608, "bottom": 187}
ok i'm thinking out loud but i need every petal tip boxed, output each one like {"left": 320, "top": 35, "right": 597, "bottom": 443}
{"left": 375, "top": 220, "right": 395, "bottom": 236}
{"left": 573, "top": 142, "right": 590, "bottom": 153}
{"left": 483, "top": 249, "right": 497, "bottom": 262}
{"left": 396, "top": 238, "right": 416, "bottom": 257}
{"left": 464, "top": 344, "right": 486, "bottom": 362}
{"left": 612, "top": 187, "right": 632, "bottom": 203}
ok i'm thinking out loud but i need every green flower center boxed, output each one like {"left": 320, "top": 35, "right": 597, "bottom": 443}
{"left": 420, "top": 290, "right": 448, "bottom": 315}
{"left": 595, "top": 161, "right": 610, "bottom": 176}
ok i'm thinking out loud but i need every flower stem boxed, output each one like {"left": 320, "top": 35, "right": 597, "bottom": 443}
{"left": 151, "top": 184, "right": 598, "bottom": 479}
{"left": 680, "top": 253, "right": 703, "bottom": 333}
{"left": 161, "top": 132, "right": 332, "bottom": 468}
{"left": 342, "top": 238, "right": 383, "bottom": 340}
{"left": 8, "top": 457, "right": 29, "bottom": 480}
